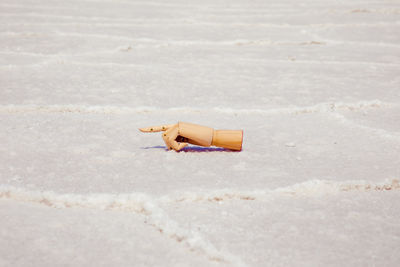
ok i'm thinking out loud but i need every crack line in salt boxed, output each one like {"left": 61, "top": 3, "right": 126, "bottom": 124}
{"left": 3, "top": 29, "right": 400, "bottom": 47}
{"left": 160, "top": 179, "right": 400, "bottom": 203}
{"left": 7, "top": 31, "right": 398, "bottom": 48}
{"left": 2, "top": 58, "right": 399, "bottom": 69}
{"left": 1, "top": 179, "right": 398, "bottom": 264}
{"left": 0, "top": 100, "right": 391, "bottom": 116}
{"left": 330, "top": 113, "right": 400, "bottom": 141}
{"left": 0, "top": 186, "right": 247, "bottom": 267}
{"left": 3, "top": 21, "right": 399, "bottom": 28}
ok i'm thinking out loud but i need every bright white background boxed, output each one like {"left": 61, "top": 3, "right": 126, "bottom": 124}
{"left": 1, "top": 0, "right": 400, "bottom": 266}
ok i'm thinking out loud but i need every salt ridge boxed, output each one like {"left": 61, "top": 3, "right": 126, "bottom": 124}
{"left": 161, "top": 179, "right": 400, "bottom": 202}
{"left": 0, "top": 100, "right": 390, "bottom": 116}
{"left": 1, "top": 179, "right": 398, "bottom": 207}
{"left": 0, "top": 186, "right": 247, "bottom": 267}
{"left": 1, "top": 178, "right": 398, "bottom": 265}
{"left": 2, "top": 58, "right": 399, "bottom": 69}
{"left": 331, "top": 113, "right": 400, "bottom": 141}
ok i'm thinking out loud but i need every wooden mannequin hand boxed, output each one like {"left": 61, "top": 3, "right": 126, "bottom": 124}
{"left": 139, "top": 122, "right": 243, "bottom": 152}
{"left": 139, "top": 123, "right": 188, "bottom": 151}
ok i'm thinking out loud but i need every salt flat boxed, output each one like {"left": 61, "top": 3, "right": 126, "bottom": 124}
{"left": 1, "top": 0, "right": 400, "bottom": 266}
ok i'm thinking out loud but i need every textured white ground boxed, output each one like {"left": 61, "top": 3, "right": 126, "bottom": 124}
{"left": 1, "top": 0, "right": 400, "bottom": 266}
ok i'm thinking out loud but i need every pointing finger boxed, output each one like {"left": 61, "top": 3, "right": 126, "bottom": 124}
{"left": 139, "top": 124, "right": 175, "bottom": 133}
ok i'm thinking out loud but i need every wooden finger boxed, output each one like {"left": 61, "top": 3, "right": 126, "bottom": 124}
{"left": 139, "top": 124, "right": 175, "bottom": 133}
{"left": 162, "top": 125, "right": 177, "bottom": 150}
{"left": 175, "top": 142, "right": 188, "bottom": 151}
{"left": 170, "top": 126, "right": 188, "bottom": 151}
{"left": 162, "top": 129, "right": 172, "bottom": 150}
{"left": 163, "top": 124, "right": 188, "bottom": 151}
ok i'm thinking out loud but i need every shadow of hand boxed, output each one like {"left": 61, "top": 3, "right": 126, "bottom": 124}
{"left": 141, "top": 145, "right": 238, "bottom": 152}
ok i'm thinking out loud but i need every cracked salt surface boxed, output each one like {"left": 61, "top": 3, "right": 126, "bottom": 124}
{"left": 1, "top": 0, "right": 400, "bottom": 266}
{"left": 1, "top": 179, "right": 398, "bottom": 266}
